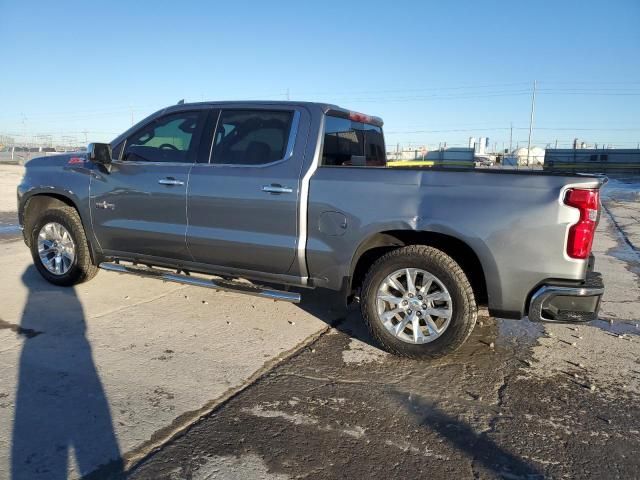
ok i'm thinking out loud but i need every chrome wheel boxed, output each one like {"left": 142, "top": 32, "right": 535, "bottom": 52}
{"left": 376, "top": 268, "right": 453, "bottom": 344}
{"left": 37, "top": 222, "right": 75, "bottom": 275}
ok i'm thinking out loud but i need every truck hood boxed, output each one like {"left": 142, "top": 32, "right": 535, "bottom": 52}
{"left": 25, "top": 152, "right": 88, "bottom": 169}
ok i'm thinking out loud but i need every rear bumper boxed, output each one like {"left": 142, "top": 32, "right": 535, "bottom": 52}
{"left": 528, "top": 271, "right": 604, "bottom": 323}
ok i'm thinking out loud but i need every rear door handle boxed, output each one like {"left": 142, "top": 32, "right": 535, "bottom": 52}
{"left": 262, "top": 184, "right": 293, "bottom": 194}
{"left": 158, "top": 177, "right": 184, "bottom": 186}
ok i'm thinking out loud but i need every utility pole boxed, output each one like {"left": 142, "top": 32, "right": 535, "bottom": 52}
{"left": 555, "top": 139, "right": 558, "bottom": 149}
{"left": 21, "top": 113, "right": 27, "bottom": 147}
{"left": 526, "top": 80, "right": 537, "bottom": 167}
{"left": 509, "top": 122, "right": 513, "bottom": 152}
{"left": 286, "top": 88, "right": 290, "bottom": 101}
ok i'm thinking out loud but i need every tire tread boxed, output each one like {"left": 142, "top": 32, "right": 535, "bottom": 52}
{"left": 29, "top": 206, "right": 98, "bottom": 286}
{"left": 361, "top": 245, "right": 477, "bottom": 359}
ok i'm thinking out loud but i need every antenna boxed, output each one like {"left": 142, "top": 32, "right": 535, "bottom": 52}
{"left": 177, "top": 99, "right": 185, "bottom": 105}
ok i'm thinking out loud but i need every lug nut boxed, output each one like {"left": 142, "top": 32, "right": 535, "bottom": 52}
{"left": 407, "top": 309, "right": 412, "bottom": 314}
{"left": 422, "top": 304, "right": 427, "bottom": 309}
{"left": 417, "top": 295, "right": 423, "bottom": 300}
{"left": 402, "top": 300, "right": 408, "bottom": 305}
{"left": 417, "top": 311, "right": 422, "bottom": 317}
{"left": 408, "top": 293, "right": 414, "bottom": 298}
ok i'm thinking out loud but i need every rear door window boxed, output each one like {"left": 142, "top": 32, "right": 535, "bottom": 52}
{"left": 122, "top": 111, "right": 202, "bottom": 163}
{"left": 211, "top": 110, "right": 293, "bottom": 165}
{"left": 322, "top": 115, "right": 386, "bottom": 166}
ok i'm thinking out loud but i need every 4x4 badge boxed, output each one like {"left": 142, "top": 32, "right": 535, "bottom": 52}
{"left": 95, "top": 201, "right": 115, "bottom": 210}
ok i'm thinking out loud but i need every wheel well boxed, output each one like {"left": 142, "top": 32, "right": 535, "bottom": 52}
{"left": 23, "top": 194, "right": 82, "bottom": 247}
{"left": 350, "top": 231, "right": 488, "bottom": 305}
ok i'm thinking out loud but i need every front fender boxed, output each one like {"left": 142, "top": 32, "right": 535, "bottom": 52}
{"left": 18, "top": 157, "right": 97, "bottom": 258}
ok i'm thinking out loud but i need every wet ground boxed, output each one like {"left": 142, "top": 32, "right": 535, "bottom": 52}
{"left": 0, "top": 211, "right": 21, "bottom": 243}
{"left": 124, "top": 177, "right": 640, "bottom": 480}
{"left": 602, "top": 176, "right": 640, "bottom": 257}
{"left": 126, "top": 313, "right": 639, "bottom": 479}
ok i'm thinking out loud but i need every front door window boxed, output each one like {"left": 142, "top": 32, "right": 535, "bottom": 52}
{"left": 122, "top": 112, "right": 201, "bottom": 163}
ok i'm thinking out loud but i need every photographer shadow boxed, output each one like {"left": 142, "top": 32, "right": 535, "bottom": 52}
{"left": 11, "top": 267, "right": 123, "bottom": 479}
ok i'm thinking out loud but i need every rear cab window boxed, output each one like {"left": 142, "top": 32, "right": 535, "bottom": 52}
{"left": 321, "top": 113, "right": 386, "bottom": 167}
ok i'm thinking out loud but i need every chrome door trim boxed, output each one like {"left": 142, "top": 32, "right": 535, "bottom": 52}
{"left": 207, "top": 109, "right": 222, "bottom": 165}
{"left": 284, "top": 111, "right": 301, "bottom": 158}
{"left": 110, "top": 160, "right": 195, "bottom": 167}
{"left": 297, "top": 114, "right": 325, "bottom": 283}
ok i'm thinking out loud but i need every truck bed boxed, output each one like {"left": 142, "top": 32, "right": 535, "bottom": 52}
{"left": 306, "top": 165, "right": 606, "bottom": 318}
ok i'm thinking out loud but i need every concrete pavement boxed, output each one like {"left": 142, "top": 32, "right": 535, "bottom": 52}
{"left": 0, "top": 165, "right": 22, "bottom": 214}
{"left": 0, "top": 239, "right": 336, "bottom": 479}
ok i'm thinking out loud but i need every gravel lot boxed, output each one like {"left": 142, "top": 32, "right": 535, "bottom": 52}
{"left": 0, "top": 164, "right": 638, "bottom": 479}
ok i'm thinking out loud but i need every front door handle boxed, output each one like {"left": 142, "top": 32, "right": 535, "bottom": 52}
{"left": 262, "top": 184, "right": 293, "bottom": 194}
{"left": 158, "top": 177, "right": 185, "bottom": 186}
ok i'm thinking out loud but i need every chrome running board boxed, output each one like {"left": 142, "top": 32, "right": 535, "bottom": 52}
{"left": 99, "top": 262, "right": 301, "bottom": 303}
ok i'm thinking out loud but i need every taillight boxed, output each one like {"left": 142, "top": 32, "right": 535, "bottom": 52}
{"left": 564, "top": 188, "right": 599, "bottom": 259}
{"left": 348, "top": 111, "right": 373, "bottom": 123}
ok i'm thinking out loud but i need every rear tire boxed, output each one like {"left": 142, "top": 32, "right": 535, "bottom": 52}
{"left": 29, "top": 206, "right": 99, "bottom": 286}
{"left": 361, "top": 245, "right": 477, "bottom": 359}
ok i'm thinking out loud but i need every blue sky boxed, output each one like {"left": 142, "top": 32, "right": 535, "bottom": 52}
{"left": 0, "top": 0, "right": 639, "bottom": 149}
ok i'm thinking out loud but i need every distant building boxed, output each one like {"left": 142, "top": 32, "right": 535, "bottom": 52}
{"left": 469, "top": 136, "right": 489, "bottom": 156}
{"left": 544, "top": 149, "right": 640, "bottom": 173}
{"left": 503, "top": 147, "right": 545, "bottom": 166}
{"left": 0, "top": 135, "right": 15, "bottom": 148}
{"left": 387, "top": 147, "right": 474, "bottom": 168}
{"left": 387, "top": 147, "right": 430, "bottom": 161}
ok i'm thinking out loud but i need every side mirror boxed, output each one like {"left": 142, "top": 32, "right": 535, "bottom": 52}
{"left": 87, "top": 143, "right": 112, "bottom": 165}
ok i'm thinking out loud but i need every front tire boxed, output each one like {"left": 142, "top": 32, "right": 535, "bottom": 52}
{"left": 361, "top": 245, "right": 477, "bottom": 359}
{"left": 29, "top": 206, "right": 99, "bottom": 286}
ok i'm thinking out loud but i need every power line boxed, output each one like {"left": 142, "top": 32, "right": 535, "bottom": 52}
{"left": 538, "top": 91, "right": 640, "bottom": 96}
{"left": 384, "top": 126, "right": 640, "bottom": 134}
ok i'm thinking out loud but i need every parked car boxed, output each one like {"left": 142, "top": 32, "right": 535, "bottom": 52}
{"left": 17, "top": 101, "right": 605, "bottom": 358}
{"left": 474, "top": 156, "right": 495, "bottom": 167}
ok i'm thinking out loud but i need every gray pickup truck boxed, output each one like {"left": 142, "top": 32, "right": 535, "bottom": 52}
{"left": 17, "top": 101, "right": 605, "bottom": 358}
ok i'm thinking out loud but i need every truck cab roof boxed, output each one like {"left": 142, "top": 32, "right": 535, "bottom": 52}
{"left": 162, "top": 100, "right": 383, "bottom": 126}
